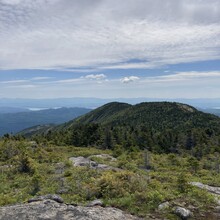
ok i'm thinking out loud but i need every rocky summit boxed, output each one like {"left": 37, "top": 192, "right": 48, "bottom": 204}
{"left": 0, "top": 196, "right": 141, "bottom": 220}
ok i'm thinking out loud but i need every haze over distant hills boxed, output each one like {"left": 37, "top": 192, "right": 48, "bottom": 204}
{"left": 0, "top": 107, "right": 30, "bottom": 114}
{"left": 201, "top": 108, "right": 220, "bottom": 117}
{"left": 1, "top": 97, "right": 220, "bottom": 110}
{"left": 0, "top": 107, "right": 91, "bottom": 136}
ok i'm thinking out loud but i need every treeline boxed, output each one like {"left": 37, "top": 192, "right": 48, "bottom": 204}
{"left": 33, "top": 122, "right": 220, "bottom": 158}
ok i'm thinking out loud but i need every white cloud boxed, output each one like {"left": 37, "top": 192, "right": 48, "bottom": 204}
{"left": 121, "top": 76, "right": 140, "bottom": 84}
{"left": 0, "top": 71, "right": 220, "bottom": 99}
{"left": 84, "top": 74, "right": 106, "bottom": 80}
{"left": 142, "top": 71, "right": 220, "bottom": 83}
{"left": 0, "top": 0, "right": 219, "bottom": 70}
{"left": 53, "top": 78, "right": 83, "bottom": 84}
{"left": 0, "top": 79, "right": 29, "bottom": 84}
{"left": 8, "top": 84, "right": 36, "bottom": 88}
{"left": 50, "top": 74, "right": 107, "bottom": 85}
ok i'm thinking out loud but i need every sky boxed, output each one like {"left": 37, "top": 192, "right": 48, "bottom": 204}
{"left": 0, "top": 0, "right": 220, "bottom": 99}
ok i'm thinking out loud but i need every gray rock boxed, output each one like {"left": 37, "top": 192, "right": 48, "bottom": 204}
{"left": 28, "top": 194, "right": 64, "bottom": 204}
{"left": 87, "top": 199, "right": 103, "bottom": 207}
{"left": 69, "top": 157, "right": 98, "bottom": 168}
{"left": 69, "top": 156, "right": 121, "bottom": 171}
{"left": 158, "top": 201, "right": 170, "bottom": 210}
{"left": 190, "top": 182, "right": 220, "bottom": 195}
{"left": 190, "top": 182, "right": 220, "bottom": 214}
{"left": 174, "top": 206, "right": 192, "bottom": 220}
{"left": 0, "top": 199, "right": 141, "bottom": 220}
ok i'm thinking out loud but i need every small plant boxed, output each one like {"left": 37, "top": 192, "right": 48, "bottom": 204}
{"left": 177, "top": 172, "right": 189, "bottom": 193}
{"left": 17, "top": 154, "right": 36, "bottom": 174}
{"left": 30, "top": 173, "right": 42, "bottom": 196}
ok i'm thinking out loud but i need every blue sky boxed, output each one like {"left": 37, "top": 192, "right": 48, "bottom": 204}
{"left": 0, "top": 0, "right": 220, "bottom": 99}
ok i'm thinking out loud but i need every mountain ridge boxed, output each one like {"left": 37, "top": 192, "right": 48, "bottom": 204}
{"left": 22, "top": 101, "right": 220, "bottom": 156}
{"left": 71, "top": 101, "right": 219, "bottom": 129}
{"left": 2, "top": 97, "right": 220, "bottom": 109}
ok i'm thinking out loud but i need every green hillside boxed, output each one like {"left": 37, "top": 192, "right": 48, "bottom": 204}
{"left": 18, "top": 124, "right": 55, "bottom": 137}
{"left": 74, "top": 102, "right": 220, "bottom": 130}
{"left": 74, "top": 102, "right": 131, "bottom": 124}
{"left": 31, "top": 102, "right": 220, "bottom": 156}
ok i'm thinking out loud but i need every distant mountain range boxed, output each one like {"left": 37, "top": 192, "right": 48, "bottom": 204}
{"left": 1, "top": 97, "right": 220, "bottom": 109}
{"left": 0, "top": 107, "right": 91, "bottom": 136}
{"left": 201, "top": 108, "right": 220, "bottom": 117}
{"left": 0, "top": 107, "right": 30, "bottom": 114}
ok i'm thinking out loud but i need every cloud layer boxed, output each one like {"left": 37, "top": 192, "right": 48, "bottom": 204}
{"left": 1, "top": 71, "right": 220, "bottom": 99}
{"left": 0, "top": 0, "right": 220, "bottom": 70}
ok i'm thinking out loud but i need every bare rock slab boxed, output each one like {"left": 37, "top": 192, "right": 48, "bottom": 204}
{"left": 69, "top": 156, "right": 121, "bottom": 171}
{"left": 0, "top": 199, "right": 141, "bottom": 220}
{"left": 190, "top": 182, "right": 220, "bottom": 195}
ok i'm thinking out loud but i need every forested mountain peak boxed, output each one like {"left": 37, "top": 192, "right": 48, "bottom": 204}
{"left": 26, "top": 101, "right": 220, "bottom": 156}
{"left": 72, "top": 101, "right": 218, "bottom": 129}
{"left": 73, "top": 102, "right": 132, "bottom": 124}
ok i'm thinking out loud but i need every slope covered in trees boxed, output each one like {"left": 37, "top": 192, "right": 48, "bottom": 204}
{"left": 73, "top": 102, "right": 131, "bottom": 125}
{"left": 73, "top": 102, "right": 219, "bottom": 130}
{"left": 31, "top": 102, "right": 220, "bottom": 157}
